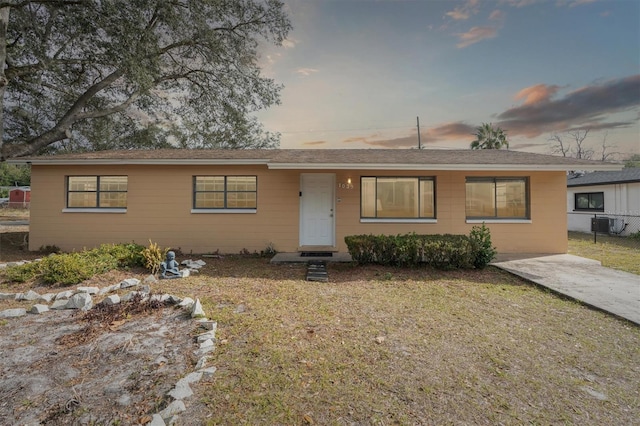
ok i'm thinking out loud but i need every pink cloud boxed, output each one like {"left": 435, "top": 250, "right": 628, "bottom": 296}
{"left": 489, "top": 10, "right": 504, "bottom": 20}
{"left": 456, "top": 26, "right": 497, "bottom": 48}
{"left": 498, "top": 74, "right": 640, "bottom": 137}
{"left": 445, "top": 0, "right": 479, "bottom": 21}
{"left": 302, "top": 140, "right": 327, "bottom": 146}
{"left": 424, "top": 122, "right": 477, "bottom": 142}
{"left": 506, "top": 0, "right": 538, "bottom": 7}
{"left": 296, "top": 68, "right": 319, "bottom": 77}
{"left": 344, "top": 122, "right": 477, "bottom": 149}
{"left": 568, "top": 0, "right": 598, "bottom": 7}
{"left": 281, "top": 38, "right": 298, "bottom": 49}
{"left": 515, "top": 84, "right": 561, "bottom": 105}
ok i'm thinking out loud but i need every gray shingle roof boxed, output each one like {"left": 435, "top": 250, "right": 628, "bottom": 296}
{"left": 12, "top": 148, "right": 622, "bottom": 171}
{"left": 567, "top": 168, "right": 640, "bottom": 187}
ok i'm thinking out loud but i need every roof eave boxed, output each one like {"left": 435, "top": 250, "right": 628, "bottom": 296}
{"left": 568, "top": 179, "right": 640, "bottom": 187}
{"left": 267, "top": 163, "right": 623, "bottom": 171}
{"left": 9, "top": 159, "right": 272, "bottom": 166}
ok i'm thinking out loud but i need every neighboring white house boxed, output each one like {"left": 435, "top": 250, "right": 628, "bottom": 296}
{"left": 567, "top": 168, "right": 640, "bottom": 236}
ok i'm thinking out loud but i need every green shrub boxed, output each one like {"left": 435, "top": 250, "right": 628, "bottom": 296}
{"left": 468, "top": 223, "right": 497, "bottom": 269}
{"left": 96, "top": 243, "right": 146, "bottom": 268}
{"left": 345, "top": 233, "right": 476, "bottom": 269}
{"left": 38, "top": 250, "right": 125, "bottom": 285}
{"left": 4, "top": 261, "right": 40, "bottom": 283}
{"left": 2, "top": 242, "right": 146, "bottom": 286}
{"left": 630, "top": 230, "right": 640, "bottom": 241}
{"left": 345, "top": 227, "right": 497, "bottom": 270}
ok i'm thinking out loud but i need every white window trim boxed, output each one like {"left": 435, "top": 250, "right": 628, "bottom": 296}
{"left": 466, "top": 219, "right": 531, "bottom": 224}
{"left": 360, "top": 218, "right": 437, "bottom": 224}
{"left": 62, "top": 208, "right": 127, "bottom": 213}
{"left": 191, "top": 208, "right": 256, "bottom": 214}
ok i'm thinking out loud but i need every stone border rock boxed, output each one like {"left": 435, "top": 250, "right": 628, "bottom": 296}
{"left": 0, "top": 262, "right": 216, "bottom": 426}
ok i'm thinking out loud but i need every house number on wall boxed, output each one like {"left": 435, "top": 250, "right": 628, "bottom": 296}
{"left": 338, "top": 183, "right": 354, "bottom": 189}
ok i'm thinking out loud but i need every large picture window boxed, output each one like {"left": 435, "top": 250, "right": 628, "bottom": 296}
{"left": 466, "top": 177, "right": 528, "bottom": 219}
{"left": 194, "top": 176, "right": 257, "bottom": 209}
{"left": 67, "top": 176, "right": 127, "bottom": 208}
{"left": 361, "top": 177, "right": 435, "bottom": 219}
{"left": 574, "top": 192, "right": 604, "bottom": 211}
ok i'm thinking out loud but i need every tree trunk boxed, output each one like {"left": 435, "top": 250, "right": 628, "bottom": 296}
{"left": 0, "top": 7, "right": 10, "bottom": 155}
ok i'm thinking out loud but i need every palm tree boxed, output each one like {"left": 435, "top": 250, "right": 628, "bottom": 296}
{"left": 470, "top": 123, "right": 509, "bottom": 150}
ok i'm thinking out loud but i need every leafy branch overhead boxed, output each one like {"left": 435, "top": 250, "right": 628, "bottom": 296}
{"left": 0, "top": 0, "right": 292, "bottom": 160}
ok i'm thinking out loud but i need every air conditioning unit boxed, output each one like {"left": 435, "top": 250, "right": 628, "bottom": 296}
{"left": 609, "top": 218, "right": 626, "bottom": 235}
{"left": 591, "top": 217, "right": 609, "bottom": 233}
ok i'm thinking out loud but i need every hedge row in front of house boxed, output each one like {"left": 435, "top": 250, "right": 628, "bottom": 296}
{"left": 344, "top": 225, "right": 496, "bottom": 270}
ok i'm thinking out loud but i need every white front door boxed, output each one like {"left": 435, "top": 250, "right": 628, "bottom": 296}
{"left": 300, "top": 173, "right": 335, "bottom": 247}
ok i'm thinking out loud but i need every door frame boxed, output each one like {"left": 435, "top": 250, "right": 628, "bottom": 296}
{"left": 299, "top": 173, "right": 336, "bottom": 248}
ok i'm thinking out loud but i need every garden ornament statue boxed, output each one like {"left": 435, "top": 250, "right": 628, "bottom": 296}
{"left": 160, "top": 251, "right": 182, "bottom": 279}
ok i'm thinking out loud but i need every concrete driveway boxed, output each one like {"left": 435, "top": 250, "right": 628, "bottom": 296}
{"left": 493, "top": 254, "right": 640, "bottom": 325}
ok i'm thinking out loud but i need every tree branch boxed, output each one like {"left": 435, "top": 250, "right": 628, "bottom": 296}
{"left": 0, "top": 1, "right": 84, "bottom": 9}
{"left": 1, "top": 67, "right": 124, "bottom": 159}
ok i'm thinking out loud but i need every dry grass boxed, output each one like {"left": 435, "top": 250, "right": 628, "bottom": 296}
{"left": 150, "top": 257, "right": 639, "bottom": 425}
{"left": 1, "top": 221, "right": 638, "bottom": 424}
{"left": 0, "top": 208, "right": 30, "bottom": 221}
{"left": 568, "top": 232, "right": 640, "bottom": 275}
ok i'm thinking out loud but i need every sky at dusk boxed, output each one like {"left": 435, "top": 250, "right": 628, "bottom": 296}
{"left": 255, "top": 0, "right": 640, "bottom": 158}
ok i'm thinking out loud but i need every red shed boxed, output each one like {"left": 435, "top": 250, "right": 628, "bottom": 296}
{"left": 9, "top": 186, "right": 30, "bottom": 208}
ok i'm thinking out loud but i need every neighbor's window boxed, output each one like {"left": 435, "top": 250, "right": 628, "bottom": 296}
{"left": 574, "top": 192, "right": 604, "bottom": 212}
{"left": 361, "top": 177, "right": 435, "bottom": 219}
{"left": 194, "top": 176, "right": 257, "bottom": 209}
{"left": 465, "top": 177, "right": 528, "bottom": 219}
{"left": 67, "top": 176, "right": 128, "bottom": 208}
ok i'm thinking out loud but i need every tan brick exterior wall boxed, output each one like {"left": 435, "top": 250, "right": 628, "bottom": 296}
{"left": 29, "top": 165, "right": 568, "bottom": 254}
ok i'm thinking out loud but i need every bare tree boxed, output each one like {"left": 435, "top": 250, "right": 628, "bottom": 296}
{"left": 598, "top": 132, "right": 619, "bottom": 162}
{"left": 548, "top": 132, "right": 570, "bottom": 157}
{"left": 549, "top": 129, "right": 594, "bottom": 160}
{"left": 570, "top": 129, "right": 594, "bottom": 160}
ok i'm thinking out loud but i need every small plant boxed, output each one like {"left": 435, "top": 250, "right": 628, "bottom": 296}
{"left": 260, "top": 242, "right": 278, "bottom": 257}
{"left": 141, "top": 240, "right": 167, "bottom": 275}
{"left": 39, "top": 244, "right": 61, "bottom": 254}
{"left": 629, "top": 230, "right": 640, "bottom": 241}
{"left": 469, "top": 223, "right": 497, "bottom": 269}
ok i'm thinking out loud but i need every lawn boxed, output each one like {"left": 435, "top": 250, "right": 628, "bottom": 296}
{"left": 568, "top": 231, "right": 640, "bottom": 275}
{"left": 148, "top": 257, "right": 640, "bottom": 425}
{"left": 1, "top": 226, "right": 639, "bottom": 424}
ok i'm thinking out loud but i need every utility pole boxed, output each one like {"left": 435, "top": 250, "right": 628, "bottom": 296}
{"left": 417, "top": 116, "right": 422, "bottom": 149}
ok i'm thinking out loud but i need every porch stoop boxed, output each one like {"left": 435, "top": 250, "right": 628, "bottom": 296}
{"left": 269, "top": 252, "right": 353, "bottom": 264}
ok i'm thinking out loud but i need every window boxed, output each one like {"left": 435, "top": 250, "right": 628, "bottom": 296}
{"left": 361, "top": 177, "right": 435, "bottom": 219}
{"left": 194, "top": 176, "right": 257, "bottom": 210}
{"left": 67, "top": 176, "right": 127, "bottom": 208}
{"left": 574, "top": 192, "right": 604, "bottom": 211}
{"left": 466, "top": 177, "right": 528, "bottom": 219}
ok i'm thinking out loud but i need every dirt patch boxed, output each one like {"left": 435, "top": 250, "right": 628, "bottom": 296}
{"left": 1, "top": 231, "right": 38, "bottom": 262}
{"left": 0, "top": 300, "right": 199, "bottom": 425}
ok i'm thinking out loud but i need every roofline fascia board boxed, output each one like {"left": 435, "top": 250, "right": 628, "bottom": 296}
{"left": 267, "top": 163, "right": 622, "bottom": 171}
{"left": 568, "top": 179, "right": 640, "bottom": 187}
{"left": 10, "top": 159, "right": 271, "bottom": 166}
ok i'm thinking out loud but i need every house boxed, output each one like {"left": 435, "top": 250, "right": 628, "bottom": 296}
{"left": 8, "top": 186, "right": 30, "bottom": 208}
{"left": 567, "top": 168, "right": 640, "bottom": 236}
{"left": 10, "top": 149, "right": 620, "bottom": 255}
